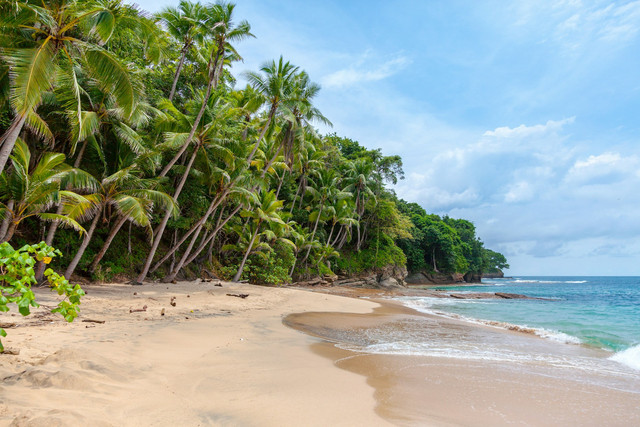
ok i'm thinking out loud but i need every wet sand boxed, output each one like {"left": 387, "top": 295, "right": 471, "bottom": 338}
{"left": 285, "top": 299, "right": 640, "bottom": 426}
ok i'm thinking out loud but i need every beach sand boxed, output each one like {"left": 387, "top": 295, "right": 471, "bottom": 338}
{"left": 1, "top": 281, "right": 638, "bottom": 426}
{"left": 0, "top": 280, "right": 389, "bottom": 426}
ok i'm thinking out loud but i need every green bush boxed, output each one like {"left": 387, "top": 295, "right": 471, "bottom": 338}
{"left": 0, "top": 242, "right": 84, "bottom": 351}
{"left": 335, "top": 234, "right": 406, "bottom": 275}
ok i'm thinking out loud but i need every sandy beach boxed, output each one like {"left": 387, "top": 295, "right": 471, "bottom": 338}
{"left": 0, "top": 281, "right": 389, "bottom": 426}
{"left": 1, "top": 280, "right": 639, "bottom": 426}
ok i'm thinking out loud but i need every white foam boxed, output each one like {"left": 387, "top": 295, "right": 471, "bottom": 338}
{"left": 610, "top": 344, "right": 640, "bottom": 371}
{"left": 395, "top": 297, "right": 582, "bottom": 346}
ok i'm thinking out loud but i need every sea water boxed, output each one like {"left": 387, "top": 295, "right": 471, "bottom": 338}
{"left": 336, "top": 277, "right": 640, "bottom": 381}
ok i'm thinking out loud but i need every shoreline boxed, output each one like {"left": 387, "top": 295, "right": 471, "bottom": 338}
{"left": 285, "top": 295, "right": 640, "bottom": 426}
{"left": 1, "top": 280, "right": 638, "bottom": 426}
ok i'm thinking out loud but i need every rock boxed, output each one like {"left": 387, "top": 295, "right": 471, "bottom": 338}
{"left": 464, "top": 272, "right": 482, "bottom": 283}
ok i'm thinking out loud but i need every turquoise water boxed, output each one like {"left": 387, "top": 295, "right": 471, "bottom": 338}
{"left": 394, "top": 276, "right": 640, "bottom": 371}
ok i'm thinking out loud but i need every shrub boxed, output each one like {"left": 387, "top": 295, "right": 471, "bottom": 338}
{"left": 0, "top": 242, "right": 84, "bottom": 351}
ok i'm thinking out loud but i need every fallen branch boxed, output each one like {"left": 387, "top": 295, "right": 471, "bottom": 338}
{"left": 226, "top": 293, "right": 249, "bottom": 299}
{"left": 81, "top": 319, "right": 105, "bottom": 324}
{"left": 129, "top": 305, "right": 148, "bottom": 313}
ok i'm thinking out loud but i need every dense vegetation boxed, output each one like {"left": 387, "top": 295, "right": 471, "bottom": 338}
{"left": 0, "top": 0, "right": 507, "bottom": 286}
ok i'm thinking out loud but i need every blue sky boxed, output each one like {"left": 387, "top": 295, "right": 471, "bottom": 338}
{"left": 134, "top": 0, "right": 640, "bottom": 275}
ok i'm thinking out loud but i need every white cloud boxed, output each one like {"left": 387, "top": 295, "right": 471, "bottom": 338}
{"left": 322, "top": 54, "right": 411, "bottom": 88}
{"left": 482, "top": 117, "right": 575, "bottom": 139}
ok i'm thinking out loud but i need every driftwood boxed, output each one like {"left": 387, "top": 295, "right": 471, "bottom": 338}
{"left": 81, "top": 319, "right": 105, "bottom": 324}
{"left": 129, "top": 305, "right": 148, "bottom": 313}
{"left": 0, "top": 322, "right": 17, "bottom": 329}
{"left": 226, "top": 293, "right": 249, "bottom": 299}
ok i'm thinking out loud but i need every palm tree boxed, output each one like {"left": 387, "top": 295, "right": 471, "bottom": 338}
{"left": 136, "top": 1, "right": 253, "bottom": 285}
{"left": 0, "top": 0, "right": 138, "bottom": 174}
{"left": 300, "top": 168, "right": 351, "bottom": 264}
{"left": 231, "top": 190, "right": 285, "bottom": 282}
{"left": 157, "top": 0, "right": 207, "bottom": 101}
{"left": 343, "top": 158, "right": 376, "bottom": 250}
{"left": 63, "top": 167, "right": 177, "bottom": 278}
{"left": 243, "top": 56, "right": 299, "bottom": 164}
{"left": 0, "top": 139, "right": 96, "bottom": 242}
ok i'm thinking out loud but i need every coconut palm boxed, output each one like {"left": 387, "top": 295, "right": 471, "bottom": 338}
{"left": 243, "top": 56, "right": 299, "bottom": 164}
{"left": 63, "top": 167, "right": 177, "bottom": 277}
{"left": 0, "top": 139, "right": 96, "bottom": 242}
{"left": 136, "top": 1, "right": 253, "bottom": 284}
{"left": 0, "top": 0, "right": 139, "bottom": 174}
{"left": 158, "top": 0, "right": 208, "bottom": 101}
{"left": 230, "top": 190, "right": 284, "bottom": 282}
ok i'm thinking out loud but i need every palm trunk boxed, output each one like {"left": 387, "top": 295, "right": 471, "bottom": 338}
{"left": 288, "top": 250, "right": 299, "bottom": 279}
{"left": 275, "top": 170, "right": 286, "bottom": 199}
{"left": 260, "top": 145, "right": 282, "bottom": 180}
{"left": 289, "top": 180, "right": 303, "bottom": 214}
{"left": 301, "top": 202, "right": 324, "bottom": 264}
{"left": 164, "top": 203, "right": 220, "bottom": 282}
{"left": 1, "top": 221, "right": 17, "bottom": 243}
{"left": 150, "top": 197, "right": 217, "bottom": 274}
{"left": 135, "top": 145, "right": 199, "bottom": 284}
{"left": 182, "top": 204, "right": 242, "bottom": 269}
{"left": 0, "top": 114, "right": 27, "bottom": 174}
{"left": 158, "top": 46, "right": 223, "bottom": 178}
{"left": 0, "top": 200, "right": 15, "bottom": 241}
{"left": 245, "top": 105, "right": 276, "bottom": 165}
{"left": 64, "top": 209, "right": 102, "bottom": 278}
{"left": 232, "top": 220, "right": 261, "bottom": 282}
{"left": 88, "top": 215, "right": 128, "bottom": 273}
{"left": 168, "top": 48, "right": 187, "bottom": 101}
{"left": 327, "top": 221, "right": 338, "bottom": 246}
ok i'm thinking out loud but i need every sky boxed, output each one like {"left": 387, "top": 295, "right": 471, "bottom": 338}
{"left": 133, "top": 0, "right": 640, "bottom": 276}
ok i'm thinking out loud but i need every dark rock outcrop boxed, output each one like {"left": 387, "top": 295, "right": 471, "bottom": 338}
{"left": 463, "top": 272, "right": 482, "bottom": 283}
{"left": 333, "top": 265, "right": 408, "bottom": 289}
{"left": 483, "top": 270, "right": 505, "bottom": 279}
{"left": 405, "top": 271, "right": 465, "bottom": 285}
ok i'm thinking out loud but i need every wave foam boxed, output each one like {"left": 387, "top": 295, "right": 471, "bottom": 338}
{"left": 396, "top": 297, "right": 582, "bottom": 345}
{"left": 610, "top": 345, "right": 640, "bottom": 371}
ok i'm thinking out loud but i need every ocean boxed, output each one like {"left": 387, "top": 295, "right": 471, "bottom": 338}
{"left": 332, "top": 276, "right": 640, "bottom": 383}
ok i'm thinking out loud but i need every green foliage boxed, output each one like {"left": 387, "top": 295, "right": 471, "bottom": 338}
{"left": 335, "top": 234, "right": 406, "bottom": 275}
{"left": 0, "top": 242, "right": 84, "bottom": 351}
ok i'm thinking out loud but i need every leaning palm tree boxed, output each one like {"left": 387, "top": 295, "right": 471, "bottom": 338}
{"left": 0, "top": 0, "right": 139, "bottom": 174}
{"left": 231, "top": 190, "right": 285, "bottom": 282}
{"left": 63, "top": 167, "right": 178, "bottom": 278}
{"left": 136, "top": 1, "right": 253, "bottom": 285}
{"left": 0, "top": 139, "right": 96, "bottom": 242}
{"left": 157, "top": 0, "right": 208, "bottom": 101}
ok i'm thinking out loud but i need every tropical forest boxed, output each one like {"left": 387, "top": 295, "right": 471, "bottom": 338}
{"left": 0, "top": 0, "right": 508, "bottom": 288}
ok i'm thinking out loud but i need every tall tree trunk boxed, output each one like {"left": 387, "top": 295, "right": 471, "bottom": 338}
{"left": 150, "top": 191, "right": 226, "bottom": 274}
{"left": 232, "top": 220, "right": 261, "bottom": 282}
{"left": 1, "top": 221, "right": 17, "bottom": 243}
{"left": 289, "top": 179, "right": 303, "bottom": 214}
{"left": 182, "top": 204, "right": 242, "bottom": 269}
{"left": 260, "top": 145, "right": 282, "bottom": 180}
{"left": 88, "top": 215, "right": 128, "bottom": 273}
{"left": 326, "top": 221, "right": 336, "bottom": 246}
{"left": 301, "top": 202, "right": 324, "bottom": 264}
{"left": 168, "top": 48, "right": 187, "bottom": 102}
{"left": 135, "top": 145, "right": 199, "bottom": 284}
{"left": 0, "top": 114, "right": 27, "bottom": 174}
{"left": 245, "top": 105, "right": 276, "bottom": 165}
{"left": 158, "top": 45, "right": 223, "bottom": 178}
{"left": 164, "top": 201, "right": 220, "bottom": 282}
{"left": 288, "top": 250, "right": 299, "bottom": 279}
{"left": 64, "top": 209, "right": 102, "bottom": 278}
{"left": 0, "top": 200, "right": 15, "bottom": 241}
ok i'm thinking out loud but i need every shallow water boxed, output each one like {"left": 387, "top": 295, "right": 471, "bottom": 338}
{"left": 393, "top": 276, "right": 640, "bottom": 372}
